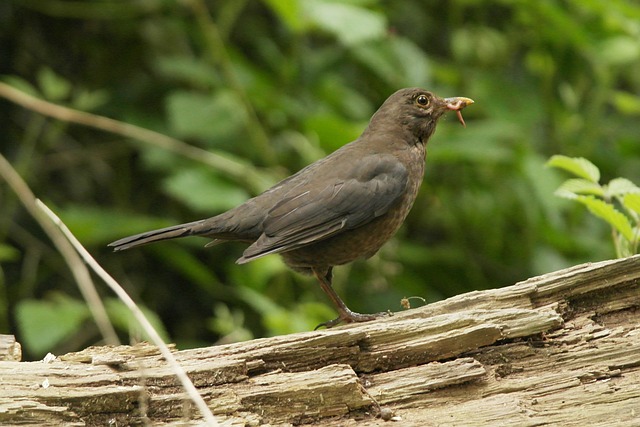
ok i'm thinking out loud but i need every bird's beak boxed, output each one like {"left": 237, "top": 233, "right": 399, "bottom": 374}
{"left": 444, "top": 97, "right": 474, "bottom": 127}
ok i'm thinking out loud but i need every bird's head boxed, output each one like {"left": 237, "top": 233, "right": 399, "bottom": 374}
{"left": 366, "top": 88, "right": 474, "bottom": 143}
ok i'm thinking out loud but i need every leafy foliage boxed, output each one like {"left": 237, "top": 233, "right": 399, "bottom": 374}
{"left": 1, "top": 0, "right": 640, "bottom": 359}
{"left": 547, "top": 155, "right": 640, "bottom": 257}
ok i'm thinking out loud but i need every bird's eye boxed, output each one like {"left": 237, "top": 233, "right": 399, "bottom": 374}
{"left": 416, "top": 94, "right": 429, "bottom": 106}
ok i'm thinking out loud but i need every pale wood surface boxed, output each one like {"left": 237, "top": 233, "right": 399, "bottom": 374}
{"left": 0, "top": 334, "right": 21, "bottom": 361}
{"left": 1, "top": 255, "right": 639, "bottom": 426}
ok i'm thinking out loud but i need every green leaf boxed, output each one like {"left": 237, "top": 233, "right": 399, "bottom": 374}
{"left": 104, "top": 298, "right": 169, "bottom": 342}
{"left": 606, "top": 177, "right": 640, "bottom": 198}
{"left": 387, "top": 37, "right": 432, "bottom": 87}
{"left": 623, "top": 193, "right": 640, "bottom": 215}
{"left": 525, "top": 51, "right": 556, "bottom": 79}
{"left": 596, "top": 36, "right": 640, "bottom": 66}
{"left": 612, "top": 91, "right": 640, "bottom": 116}
{"left": 576, "top": 196, "right": 634, "bottom": 242}
{"left": 152, "top": 245, "right": 222, "bottom": 290}
{"left": 0, "top": 244, "right": 20, "bottom": 262}
{"left": 207, "top": 303, "right": 253, "bottom": 343}
{"left": 1, "top": 75, "right": 40, "bottom": 97}
{"left": 452, "top": 26, "right": 509, "bottom": 65}
{"left": 37, "top": 67, "right": 72, "bottom": 102}
{"left": 303, "top": 113, "right": 364, "bottom": 152}
{"left": 430, "top": 120, "right": 516, "bottom": 163}
{"left": 162, "top": 167, "right": 249, "bottom": 214}
{"left": 353, "top": 37, "right": 431, "bottom": 87}
{"left": 546, "top": 155, "right": 600, "bottom": 183}
{"left": 155, "top": 56, "right": 219, "bottom": 88}
{"left": 234, "top": 286, "right": 330, "bottom": 334}
{"left": 303, "top": 0, "right": 386, "bottom": 46}
{"left": 554, "top": 178, "right": 604, "bottom": 198}
{"left": 230, "top": 255, "right": 287, "bottom": 292}
{"left": 615, "top": 235, "right": 633, "bottom": 258}
{"left": 554, "top": 189, "right": 578, "bottom": 200}
{"left": 16, "top": 293, "right": 90, "bottom": 356}
{"left": 59, "top": 205, "right": 174, "bottom": 245}
{"left": 263, "top": 0, "right": 303, "bottom": 32}
{"left": 166, "top": 90, "right": 247, "bottom": 141}
{"left": 72, "top": 88, "right": 109, "bottom": 111}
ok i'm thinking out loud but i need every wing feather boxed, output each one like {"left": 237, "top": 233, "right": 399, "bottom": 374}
{"left": 237, "top": 154, "right": 408, "bottom": 263}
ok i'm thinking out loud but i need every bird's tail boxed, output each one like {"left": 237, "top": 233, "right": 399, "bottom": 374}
{"left": 108, "top": 220, "right": 206, "bottom": 251}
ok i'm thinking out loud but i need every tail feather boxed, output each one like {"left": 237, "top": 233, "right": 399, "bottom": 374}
{"left": 108, "top": 220, "right": 205, "bottom": 251}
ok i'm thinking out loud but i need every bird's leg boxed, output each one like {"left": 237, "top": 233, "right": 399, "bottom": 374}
{"left": 313, "top": 267, "right": 389, "bottom": 328}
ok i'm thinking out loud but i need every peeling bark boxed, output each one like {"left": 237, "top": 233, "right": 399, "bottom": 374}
{"left": 2, "top": 255, "right": 639, "bottom": 426}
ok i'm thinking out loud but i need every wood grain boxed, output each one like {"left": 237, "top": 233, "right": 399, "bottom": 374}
{"left": 2, "top": 255, "right": 639, "bottom": 426}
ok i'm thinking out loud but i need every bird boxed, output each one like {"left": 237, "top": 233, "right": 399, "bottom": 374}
{"left": 109, "top": 88, "right": 473, "bottom": 328}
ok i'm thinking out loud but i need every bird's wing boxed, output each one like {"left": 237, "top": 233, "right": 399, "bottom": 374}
{"left": 237, "top": 154, "right": 408, "bottom": 263}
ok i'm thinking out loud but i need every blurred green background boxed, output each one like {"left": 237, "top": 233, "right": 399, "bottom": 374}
{"left": 1, "top": 0, "right": 639, "bottom": 359}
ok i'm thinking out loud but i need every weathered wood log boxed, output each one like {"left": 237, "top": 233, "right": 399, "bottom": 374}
{"left": 0, "top": 334, "right": 21, "bottom": 361}
{"left": 1, "top": 255, "right": 639, "bottom": 426}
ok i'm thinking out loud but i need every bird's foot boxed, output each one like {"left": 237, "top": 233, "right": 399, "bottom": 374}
{"left": 315, "top": 309, "right": 391, "bottom": 329}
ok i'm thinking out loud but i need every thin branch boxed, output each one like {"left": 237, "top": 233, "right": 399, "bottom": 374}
{"left": 36, "top": 200, "right": 219, "bottom": 427}
{"left": 0, "top": 81, "right": 271, "bottom": 194}
{"left": 0, "top": 153, "right": 119, "bottom": 345}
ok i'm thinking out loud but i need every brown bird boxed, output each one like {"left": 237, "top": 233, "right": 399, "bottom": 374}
{"left": 109, "top": 88, "right": 473, "bottom": 327}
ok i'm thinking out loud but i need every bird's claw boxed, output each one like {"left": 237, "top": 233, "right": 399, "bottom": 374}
{"left": 315, "top": 310, "right": 392, "bottom": 330}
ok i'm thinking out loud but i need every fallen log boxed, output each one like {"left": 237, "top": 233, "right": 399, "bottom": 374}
{"left": 1, "top": 255, "right": 639, "bottom": 426}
